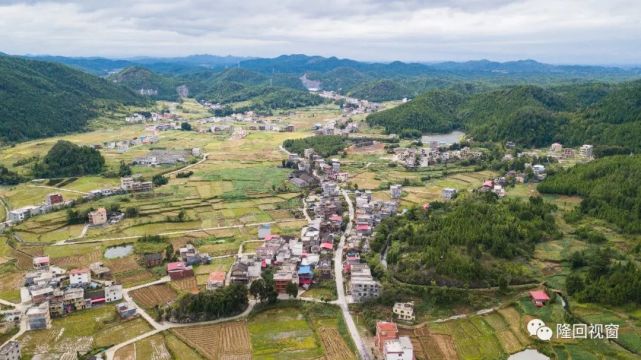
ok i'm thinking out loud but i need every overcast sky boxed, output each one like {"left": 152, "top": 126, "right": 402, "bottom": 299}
{"left": 1, "top": 0, "right": 640, "bottom": 65}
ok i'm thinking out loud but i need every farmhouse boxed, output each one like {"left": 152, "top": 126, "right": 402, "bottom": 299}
{"left": 105, "top": 284, "right": 123, "bottom": 302}
{"left": 26, "top": 302, "right": 51, "bottom": 330}
{"left": 120, "top": 176, "right": 153, "bottom": 192}
{"left": 375, "top": 321, "right": 399, "bottom": 352}
{"left": 69, "top": 268, "right": 91, "bottom": 286}
{"left": 167, "top": 262, "right": 194, "bottom": 280}
{"left": 88, "top": 208, "right": 108, "bottom": 226}
{"left": 32, "top": 256, "right": 50, "bottom": 270}
{"left": 116, "top": 302, "right": 137, "bottom": 319}
{"left": 206, "top": 272, "right": 226, "bottom": 291}
{"left": 8, "top": 206, "right": 39, "bottom": 223}
{"left": 89, "top": 262, "right": 111, "bottom": 279}
{"left": 383, "top": 337, "right": 414, "bottom": 360}
{"left": 393, "top": 302, "right": 415, "bottom": 321}
{"left": 274, "top": 270, "right": 297, "bottom": 294}
{"left": 143, "top": 253, "right": 163, "bottom": 268}
{"left": 530, "top": 290, "right": 550, "bottom": 307}
{"left": 45, "top": 193, "right": 64, "bottom": 206}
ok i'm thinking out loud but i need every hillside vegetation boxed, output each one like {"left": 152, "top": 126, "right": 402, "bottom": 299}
{"left": 372, "top": 194, "right": 558, "bottom": 288}
{"left": 0, "top": 56, "right": 143, "bottom": 142}
{"left": 538, "top": 155, "right": 641, "bottom": 233}
{"left": 366, "top": 80, "right": 641, "bottom": 149}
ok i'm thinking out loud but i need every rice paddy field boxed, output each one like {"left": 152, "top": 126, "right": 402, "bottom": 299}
{"left": 248, "top": 303, "right": 355, "bottom": 360}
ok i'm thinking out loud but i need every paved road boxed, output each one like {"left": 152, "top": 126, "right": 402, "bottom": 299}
{"left": 334, "top": 189, "right": 371, "bottom": 360}
{"left": 165, "top": 153, "right": 210, "bottom": 177}
{"left": 302, "top": 197, "right": 312, "bottom": 222}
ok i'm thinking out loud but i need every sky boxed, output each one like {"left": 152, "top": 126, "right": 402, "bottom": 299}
{"left": 1, "top": 0, "right": 640, "bottom": 65}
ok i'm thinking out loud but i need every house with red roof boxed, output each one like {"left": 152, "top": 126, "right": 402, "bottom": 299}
{"left": 167, "top": 262, "right": 194, "bottom": 280}
{"left": 530, "top": 290, "right": 550, "bottom": 307}
{"left": 206, "top": 271, "right": 226, "bottom": 290}
{"left": 375, "top": 321, "right": 399, "bottom": 352}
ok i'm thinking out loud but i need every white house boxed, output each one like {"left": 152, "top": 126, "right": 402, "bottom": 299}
{"left": 384, "top": 336, "right": 414, "bottom": 360}
{"left": 105, "top": 284, "right": 123, "bottom": 302}
{"left": 69, "top": 268, "right": 91, "bottom": 286}
{"left": 393, "top": 302, "right": 415, "bottom": 321}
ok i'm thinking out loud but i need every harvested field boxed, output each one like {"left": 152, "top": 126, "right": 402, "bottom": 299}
{"left": 400, "top": 326, "right": 457, "bottom": 360}
{"left": 12, "top": 250, "right": 33, "bottom": 270}
{"left": 136, "top": 334, "right": 172, "bottom": 360}
{"left": 318, "top": 327, "right": 355, "bottom": 360}
{"left": 51, "top": 250, "right": 101, "bottom": 269}
{"left": 172, "top": 321, "right": 252, "bottom": 360}
{"left": 130, "top": 284, "right": 178, "bottom": 308}
{"left": 105, "top": 256, "right": 142, "bottom": 273}
{"left": 171, "top": 277, "right": 199, "bottom": 293}
{"left": 116, "top": 269, "right": 155, "bottom": 287}
{"left": 114, "top": 344, "right": 136, "bottom": 360}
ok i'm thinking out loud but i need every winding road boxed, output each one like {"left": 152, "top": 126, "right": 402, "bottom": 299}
{"left": 334, "top": 189, "right": 371, "bottom": 360}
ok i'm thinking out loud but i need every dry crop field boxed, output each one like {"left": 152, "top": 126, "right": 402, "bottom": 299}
{"left": 130, "top": 284, "right": 178, "bottom": 308}
{"left": 172, "top": 321, "right": 252, "bottom": 360}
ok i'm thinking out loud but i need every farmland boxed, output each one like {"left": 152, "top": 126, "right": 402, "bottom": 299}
{"left": 172, "top": 321, "right": 252, "bottom": 360}
{"left": 130, "top": 284, "right": 178, "bottom": 308}
{"left": 18, "top": 305, "right": 153, "bottom": 359}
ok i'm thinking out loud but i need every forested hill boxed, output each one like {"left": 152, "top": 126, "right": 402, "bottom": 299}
{"left": 0, "top": 56, "right": 144, "bottom": 142}
{"left": 538, "top": 155, "right": 641, "bottom": 234}
{"left": 108, "top": 66, "right": 181, "bottom": 100}
{"left": 366, "top": 81, "right": 641, "bottom": 150}
{"left": 371, "top": 194, "right": 558, "bottom": 288}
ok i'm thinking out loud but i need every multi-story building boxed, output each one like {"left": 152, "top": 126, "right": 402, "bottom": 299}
{"left": 383, "top": 337, "right": 414, "bottom": 360}
{"left": 105, "top": 284, "right": 123, "bottom": 302}
{"left": 88, "top": 208, "right": 107, "bottom": 225}
{"left": 393, "top": 302, "right": 415, "bottom": 321}
{"left": 0, "top": 340, "right": 20, "bottom": 360}
{"left": 27, "top": 302, "right": 52, "bottom": 330}
{"left": 69, "top": 268, "right": 91, "bottom": 286}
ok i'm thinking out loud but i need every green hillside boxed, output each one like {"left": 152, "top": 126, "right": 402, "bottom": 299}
{"left": 0, "top": 56, "right": 143, "bottom": 142}
{"left": 538, "top": 155, "right": 641, "bottom": 233}
{"left": 366, "top": 80, "right": 641, "bottom": 149}
{"left": 108, "top": 66, "right": 180, "bottom": 100}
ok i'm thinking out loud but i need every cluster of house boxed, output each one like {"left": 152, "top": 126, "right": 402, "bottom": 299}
{"left": 19, "top": 257, "right": 126, "bottom": 331}
{"left": 6, "top": 193, "right": 70, "bottom": 225}
{"left": 125, "top": 112, "right": 176, "bottom": 123}
{"left": 288, "top": 149, "right": 349, "bottom": 187}
{"left": 133, "top": 149, "right": 198, "bottom": 167}
{"left": 100, "top": 134, "right": 159, "bottom": 153}
{"left": 166, "top": 244, "right": 212, "bottom": 281}
{"left": 312, "top": 120, "right": 358, "bottom": 136}
{"left": 375, "top": 321, "right": 414, "bottom": 360}
{"left": 315, "top": 90, "right": 381, "bottom": 115}
{"left": 392, "top": 146, "right": 482, "bottom": 169}
{"left": 548, "top": 143, "right": 594, "bottom": 159}
{"left": 192, "top": 112, "right": 296, "bottom": 134}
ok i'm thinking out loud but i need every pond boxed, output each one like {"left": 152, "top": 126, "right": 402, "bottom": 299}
{"left": 104, "top": 244, "right": 133, "bottom": 259}
{"left": 508, "top": 349, "right": 550, "bottom": 360}
{"left": 422, "top": 130, "right": 466, "bottom": 146}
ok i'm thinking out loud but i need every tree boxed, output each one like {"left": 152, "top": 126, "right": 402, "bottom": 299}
{"left": 566, "top": 273, "right": 584, "bottom": 296}
{"left": 249, "top": 279, "right": 266, "bottom": 300}
{"left": 181, "top": 122, "right": 192, "bottom": 131}
{"left": 286, "top": 282, "right": 299, "bottom": 298}
{"left": 33, "top": 140, "right": 105, "bottom": 178}
{"left": 118, "top": 160, "right": 132, "bottom": 177}
{"left": 165, "top": 244, "right": 175, "bottom": 262}
{"left": 152, "top": 174, "right": 168, "bottom": 187}
{"left": 125, "top": 207, "right": 139, "bottom": 218}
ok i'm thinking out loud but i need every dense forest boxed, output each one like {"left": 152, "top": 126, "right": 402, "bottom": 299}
{"left": 365, "top": 81, "right": 641, "bottom": 149}
{"left": 33, "top": 140, "right": 105, "bottom": 178}
{"left": 163, "top": 284, "right": 248, "bottom": 322}
{"left": 538, "top": 155, "right": 641, "bottom": 233}
{"left": 372, "top": 194, "right": 558, "bottom": 288}
{"left": 282, "top": 135, "right": 349, "bottom": 158}
{"left": 567, "top": 248, "right": 641, "bottom": 306}
{"left": 0, "top": 55, "right": 143, "bottom": 142}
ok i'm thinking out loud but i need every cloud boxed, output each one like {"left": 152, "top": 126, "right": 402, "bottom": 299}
{"left": 0, "top": 0, "right": 640, "bottom": 64}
